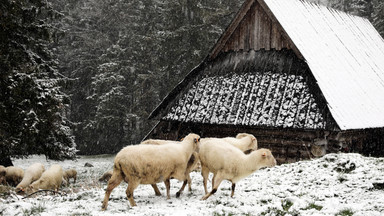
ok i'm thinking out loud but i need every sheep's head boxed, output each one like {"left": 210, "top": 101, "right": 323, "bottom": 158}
{"left": 26, "top": 180, "right": 41, "bottom": 194}
{"left": 250, "top": 135, "right": 258, "bottom": 150}
{"left": 15, "top": 186, "right": 26, "bottom": 194}
{"left": 99, "top": 170, "right": 113, "bottom": 182}
{"left": 236, "top": 133, "right": 249, "bottom": 139}
{"left": 193, "top": 137, "right": 201, "bottom": 153}
{"left": 25, "top": 185, "right": 36, "bottom": 194}
{"left": 237, "top": 133, "right": 258, "bottom": 151}
{"left": 258, "top": 149, "right": 277, "bottom": 168}
{"left": 184, "top": 133, "right": 201, "bottom": 153}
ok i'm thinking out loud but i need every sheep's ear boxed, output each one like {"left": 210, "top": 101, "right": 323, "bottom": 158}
{"left": 252, "top": 137, "right": 256, "bottom": 141}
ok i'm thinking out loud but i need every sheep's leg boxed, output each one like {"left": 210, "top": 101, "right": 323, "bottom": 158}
{"left": 126, "top": 181, "right": 139, "bottom": 207}
{"left": 151, "top": 184, "right": 162, "bottom": 196}
{"left": 201, "top": 175, "right": 224, "bottom": 201}
{"left": 101, "top": 172, "right": 123, "bottom": 210}
{"left": 166, "top": 181, "right": 171, "bottom": 199}
{"left": 187, "top": 173, "right": 192, "bottom": 192}
{"left": 201, "top": 166, "right": 210, "bottom": 194}
{"left": 74, "top": 176, "right": 76, "bottom": 184}
{"left": 164, "top": 179, "right": 171, "bottom": 199}
{"left": 231, "top": 183, "right": 236, "bottom": 197}
{"left": 176, "top": 172, "right": 192, "bottom": 198}
{"left": 176, "top": 180, "right": 187, "bottom": 198}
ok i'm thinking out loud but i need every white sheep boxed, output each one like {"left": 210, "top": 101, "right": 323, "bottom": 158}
{"left": 202, "top": 133, "right": 258, "bottom": 153}
{"left": 0, "top": 165, "right": 6, "bottom": 185}
{"left": 63, "top": 169, "right": 77, "bottom": 184}
{"left": 142, "top": 133, "right": 258, "bottom": 197}
{"left": 101, "top": 133, "right": 201, "bottom": 210}
{"left": 140, "top": 139, "right": 179, "bottom": 145}
{"left": 4, "top": 166, "right": 24, "bottom": 186}
{"left": 140, "top": 138, "right": 179, "bottom": 196}
{"left": 140, "top": 138, "right": 199, "bottom": 197}
{"left": 98, "top": 170, "right": 113, "bottom": 182}
{"left": 198, "top": 133, "right": 258, "bottom": 194}
{"left": 16, "top": 163, "right": 45, "bottom": 193}
{"left": 199, "top": 140, "right": 276, "bottom": 200}
{"left": 27, "top": 164, "right": 63, "bottom": 193}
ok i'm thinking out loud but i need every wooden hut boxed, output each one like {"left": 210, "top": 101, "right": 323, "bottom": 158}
{"left": 145, "top": 0, "right": 384, "bottom": 163}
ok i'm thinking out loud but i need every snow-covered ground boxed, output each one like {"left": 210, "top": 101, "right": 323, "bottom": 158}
{"left": 1, "top": 153, "right": 383, "bottom": 215}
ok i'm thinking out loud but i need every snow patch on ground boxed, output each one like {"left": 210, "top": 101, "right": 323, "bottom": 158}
{"left": 1, "top": 153, "right": 383, "bottom": 215}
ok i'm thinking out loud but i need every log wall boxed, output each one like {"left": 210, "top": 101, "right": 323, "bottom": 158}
{"left": 146, "top": 120, "right": 383, "bottom": 164}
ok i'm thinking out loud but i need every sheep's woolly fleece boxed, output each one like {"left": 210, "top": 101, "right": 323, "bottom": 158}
{"left": 1, "top": 153, "right": 383, "bottom": 215}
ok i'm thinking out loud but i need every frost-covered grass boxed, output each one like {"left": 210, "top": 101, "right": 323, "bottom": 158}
{"left": 1, "top": 153, "right": 384, "bottom": 215}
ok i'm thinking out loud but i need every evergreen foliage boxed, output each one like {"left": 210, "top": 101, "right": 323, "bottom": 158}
{"left": 0, "top": 0, "right": 76, "bottom": 160}
{"left": 49, "top": 0, "right": 242, "bottom": 154}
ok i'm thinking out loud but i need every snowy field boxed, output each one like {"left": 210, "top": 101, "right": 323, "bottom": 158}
{"left": 1, "top": 153, "right": 384, "bottom": 216}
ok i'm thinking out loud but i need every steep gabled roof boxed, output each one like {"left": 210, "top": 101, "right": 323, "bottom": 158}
{"left": 150, "top": 0, "right": 384, "bottom": 130}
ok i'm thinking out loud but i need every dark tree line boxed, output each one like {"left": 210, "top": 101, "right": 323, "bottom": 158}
{"left": 1, "top": 0, "right": 383, "bottom": 158}
{"left": 0, "top": 0, "right": 76, "bottom": 161}
{"left": 47, "top": 0, "right": 243, "bottom": 154}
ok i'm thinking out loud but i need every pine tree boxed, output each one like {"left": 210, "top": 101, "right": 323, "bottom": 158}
{"left": 0, "top": 0, "right": 76, "bottom": 160}
{"left": 81, "top": 61, "right": 133, "bottom": 154}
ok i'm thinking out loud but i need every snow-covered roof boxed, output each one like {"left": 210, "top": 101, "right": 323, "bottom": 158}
{"left": 263, "top": 0, "right": 384, "bottom": 130}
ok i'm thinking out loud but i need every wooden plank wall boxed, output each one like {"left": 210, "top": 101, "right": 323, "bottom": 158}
{"left": 146, "top": 121, "right": 381, "bottom": 164}
{"left": 223, "top": 1, "right": 291, "bottom": 53}
{"left": 147, "top": 121, "right": 318, "bottom": 164}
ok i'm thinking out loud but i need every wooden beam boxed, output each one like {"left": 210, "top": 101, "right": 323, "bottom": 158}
{"left": 209, "top": 0, "right": 256, "bottom": 60}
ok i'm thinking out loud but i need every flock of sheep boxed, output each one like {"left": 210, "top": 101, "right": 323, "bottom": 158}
{"left": 0, "top": 163, "right": 76, "bottom": 194}
{"left": 0, "top": 132, "right": 277, "bottom": 211}
{"left": 102, "top": 133, "right": 276, "bottom": 210}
